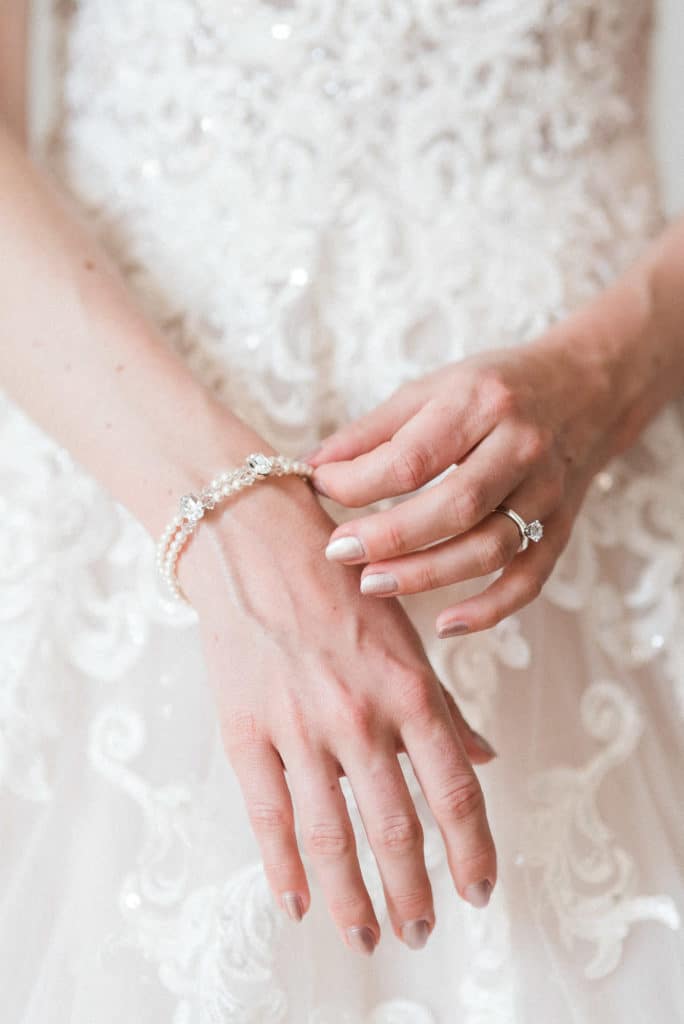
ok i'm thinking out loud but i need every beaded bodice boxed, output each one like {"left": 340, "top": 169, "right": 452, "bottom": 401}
{"left": 46, "top": 0, "right": 663, "bottom": 448}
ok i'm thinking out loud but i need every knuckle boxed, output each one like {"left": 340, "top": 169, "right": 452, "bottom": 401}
{"left": 481, "top": 371, "right": 518, "bottom": 419}
{"left": 448, "top": 482, "right": 488, "bottom": 532}
{"left": 249, "top": 801, "right": 291, "bottom": 836}
{"left": 390, "top": 442, "right": 433, "bottom": 493}
{"left": 415, "top": 561, "right": 443, "bottom": 592}
{"left": 220, "top": 709, "right": 261, "bottom": 753}
{"left": 372, "top": 814, "right": 423, "bottom": 855}
{"left": 474, "top": 530, "right": 512, "bottom": 575}
{"left": 515, "top": 425, "right": 551, "bottom": 467}
{"left": 328, "top": 890, "right": 369, "bottom": 918}
{"left": 331, "top": 691, "right": 377, "bottom": 744}
{"left": 392, "top": 886, "right": 432, "bottom": 915}
{"left": 382, "top": 517, "right": 407, "bottom": 558}
{"left": 305, "top": 821, "right": 354, "bottom": 859}
{"left": 395, "top": 670, "right": 437, "bottom": 725}
{"left": 435, "top": 775, "right": 485, "bottom": 823}
{"left": 456, "top": 841, "right": 497, "bottom": 876}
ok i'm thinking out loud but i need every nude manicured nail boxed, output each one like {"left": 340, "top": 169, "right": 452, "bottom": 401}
{"left": 312, "top": 475, "right": 331, "bottom": 497}
{"left": 464, "top": 880, "right": 493, "bottom": 908}
{"left": 282, "top": 891, "right": 304, "bottom": 921}
{"left": 437, "top": 620, "right": 469, "bottom": 638}
{"left": 346, "top": 925, "right": 376, "bottom": 955}
{"left": 325, "top": 536, "right": 365, "bottom": 561}
{"left": 400, "top": 918, "right": 431, "bottom": 950}
{"left": 360, "top": 572, "right": 398, "bottom": 596}
{"left": 469, "top": 730, "right": 497, "bottom": 758}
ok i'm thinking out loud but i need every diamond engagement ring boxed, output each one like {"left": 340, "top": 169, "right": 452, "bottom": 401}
{"left": 492, "top": 505, "right": 544, "bottom": 553}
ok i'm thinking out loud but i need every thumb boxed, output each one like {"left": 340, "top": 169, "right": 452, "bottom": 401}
{"left": 298, "top": 384, "right": 425, "bottom": 468}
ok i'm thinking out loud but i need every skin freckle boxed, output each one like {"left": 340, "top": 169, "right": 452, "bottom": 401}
{"left": 115, "top": 363, "right": 125, "bottom": 372}
{"left": 83, "top": 259, "right": 95, "bottom": 271}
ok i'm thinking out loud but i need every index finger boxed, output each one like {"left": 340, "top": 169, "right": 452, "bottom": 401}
{"left": 399, "top": 695, "right": 497, "bottom": 907}
{"left": 312, "top": 398, "right": 488, "bottom": 508}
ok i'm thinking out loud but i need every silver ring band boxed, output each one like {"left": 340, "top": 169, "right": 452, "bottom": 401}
{"left": 492, "top": 505, "right": 544, "bottom": 553}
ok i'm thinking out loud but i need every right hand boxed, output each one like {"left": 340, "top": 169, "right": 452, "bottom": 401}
{"left": 179, "top": 472, "right": 498, "bottom": 954}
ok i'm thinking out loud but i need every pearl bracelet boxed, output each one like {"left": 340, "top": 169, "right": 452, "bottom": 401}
{"left": 156, "top": 452, "right": 314, "bottom": 603}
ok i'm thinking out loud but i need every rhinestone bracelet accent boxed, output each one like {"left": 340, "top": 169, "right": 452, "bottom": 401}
{"left": 156, "top": 453, "right": 314, "bottom": 603}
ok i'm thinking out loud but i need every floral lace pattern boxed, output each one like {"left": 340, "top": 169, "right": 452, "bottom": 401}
{"left": 1, "top": 0, "right": 682, "bottom": 1020}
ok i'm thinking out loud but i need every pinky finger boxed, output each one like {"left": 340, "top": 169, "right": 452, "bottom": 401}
{"left": 231, "top": 740, "right": 311, "bottom": 922}
{"left": 440, "top": 687, "right": 498, "bottom": 763}
{"left": 435, "top": 520, "right": 565, "bottom": 637}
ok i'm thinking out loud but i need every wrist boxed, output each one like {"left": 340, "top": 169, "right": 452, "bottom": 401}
{"left": 176, "top": 469, "right": 325, "bottom": 608}
{"left": 123, "top": 364, "right": 273, "bottom": 540}
{"left": 536, "top": 257, "right": 683, "bottom": 464}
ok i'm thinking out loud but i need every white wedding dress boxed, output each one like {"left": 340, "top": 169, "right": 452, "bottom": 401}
{"left": 2, "top": 1, "right": 683, "bottom": 1021}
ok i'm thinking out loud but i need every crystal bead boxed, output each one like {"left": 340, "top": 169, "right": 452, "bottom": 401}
{"left": 246, "top": 453, "right": 273, "bottom": 475}
{"left": 179, "top": 493, "right": 204, "bottom": 522}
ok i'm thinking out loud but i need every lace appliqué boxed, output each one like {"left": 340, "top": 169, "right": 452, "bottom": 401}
{"left": 0, "top": 397, "right": 195, "bottom": 800}
{"left": 517, "top": 681, "right": 680, "bottom": 979}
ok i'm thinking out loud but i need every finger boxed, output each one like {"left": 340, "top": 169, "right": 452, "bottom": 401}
{"left": 227, "top": 735, "right": 310, "bottom": 923}
{"left": 325, "top": 424, "right": 526, "bottom": 564}
{"left": 304, "top": 385, "right": 425, "bottom": 468}
{"left": 358, "top": 469, "right": 562, "bottom": 597}
{"left": 440, "top": 687, "right": 497, "bottom": 763}
{"left": 333, "top": 701, "right": 496, "bottom": 768}
{"left": 341, "top": 742, "right": 436, "bottom": 950}
{"left": 312, "top": 392, "right": 490, "bottom": 506}
{"left": 283, "top": 746, "right": 381, "bottom": 955}
{"left": 435, "top": 510, "right": 570, "bottom": 637}
{"left": 399, "top": 689, "right": 497, "bottom": 908}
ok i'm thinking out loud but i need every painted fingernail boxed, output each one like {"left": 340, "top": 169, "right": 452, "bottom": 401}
{"left": 325, "top": 535, "right": 365, "bottom": 561}
{"left": 360, "top": 572, "right": 398, "bottom": 596}
{"left": 346, "top": 925, "right": 376, "bottom": 955}
{"left": 400, "top": 918, "right": 431, "bottom": 950}
{"left": 437, "top": 620, "right": 469, "bottom": 638}
{"left": 464, "top": 880, "right": 493, "bottom": 909}
{"left": 282, "top": 891, "right": 304, "bottom": 922}
{"left": 469, "top": 730, "right": 497, "bottom": 758}
{"left": 312, "top": 474, "right": 331, "bottom": 498}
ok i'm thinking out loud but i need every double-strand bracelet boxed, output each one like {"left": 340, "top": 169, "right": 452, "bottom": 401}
{"left": 156, "top": 452, "right": 314, "bottom": 603}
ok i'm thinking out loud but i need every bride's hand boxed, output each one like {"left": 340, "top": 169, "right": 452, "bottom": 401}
{"left": 306, "top": 306, "right": 646, "bottom": 639}
{"left": 178, "top": 476, "right": 498, "bottom": 954}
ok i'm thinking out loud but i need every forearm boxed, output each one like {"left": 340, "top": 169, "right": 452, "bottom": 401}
{"left": 0, "top": 119, "right": 274, "bottom": 541}
{"left": 535, "top": 216, "right": 684, "bottom": 461}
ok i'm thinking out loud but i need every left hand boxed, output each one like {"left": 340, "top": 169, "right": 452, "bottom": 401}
{"left": 303, "top": 321, "right": 632, "bottom": 639}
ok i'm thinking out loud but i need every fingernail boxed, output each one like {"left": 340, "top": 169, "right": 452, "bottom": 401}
{"left": 464, "top": 880, "right": 493, "bottom": 909}
{"left": 325, "top": 535, "right": 365, "bottom": 561}
{"left": 400, "top": 918, "right": 431, "bottom": 950}
{"left": 469, "top": 730, "right": 497, "bottom": 758}
{"left": 346, "top": 925, "right": 376, "bottom": 955}
{"left": 312, "top": 474, "right": 331, "bottom": 498}
{"left": 282, "top": 891, "right": 304, "bottom": 922}
{"left": 437, "top": 620, "right": 469, "bottom": 638}
{"left": 360, "top": 572, "right": 398, "bottom": 596}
